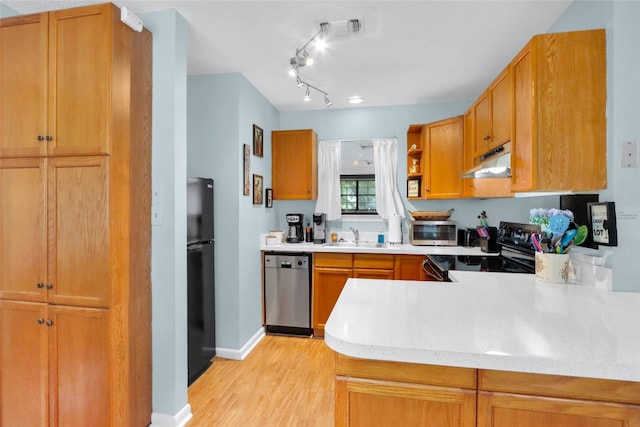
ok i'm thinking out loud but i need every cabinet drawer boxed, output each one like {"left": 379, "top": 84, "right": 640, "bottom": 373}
{"left": 353, "top": 254, "right": 395, "bottom": 269}
{"left": 314, "top": 253, "right": 353, "bottom": 268}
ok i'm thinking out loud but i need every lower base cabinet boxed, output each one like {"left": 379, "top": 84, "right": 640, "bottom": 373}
{"left": 478, "top": 391, "right": 640, "bottom": 427}
{"left": 333, "top": 353, "right": 640, "bottom": 427}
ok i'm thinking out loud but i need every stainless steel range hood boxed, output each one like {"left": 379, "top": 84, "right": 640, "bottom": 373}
{"left": 462, "top": 143, "right": 512, "bottom": 179}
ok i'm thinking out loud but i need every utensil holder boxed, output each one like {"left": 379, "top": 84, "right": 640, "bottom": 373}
{"left": 480, "top": 227, "right": 499, "bottom": 253}
{"left": 535, "top": 252, "right": 574, "bottom": 283}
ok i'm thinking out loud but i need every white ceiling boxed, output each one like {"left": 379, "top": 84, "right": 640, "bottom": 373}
{"left": 3, "top": 0, "right": 573, "bottom": 111}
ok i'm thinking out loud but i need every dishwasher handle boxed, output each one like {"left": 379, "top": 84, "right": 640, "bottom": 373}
{"left": 280, "top": 261, "right": 292, "bottom": 268}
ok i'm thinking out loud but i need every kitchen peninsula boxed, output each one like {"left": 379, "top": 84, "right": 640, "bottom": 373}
{"left": 325, "top": 274, "right": 640, "bottom": 426}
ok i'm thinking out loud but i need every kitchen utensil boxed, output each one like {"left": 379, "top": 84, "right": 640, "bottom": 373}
{"left": 560, "top": 229, "right": 577, "bottom": 248}
{"left": 573, "top": 225, "right": 589, "bottom": 246}
{"left": 540, "top": 237, "right": 552, "bottom": 253}
{"left": 531, "top": 233, "right": 543, "bottom": 252}
{"left": 548, "top": 214, "right": 570, "bottom": 236}
{"left": 410, "top": 209, "right": 454, "bottom": 221}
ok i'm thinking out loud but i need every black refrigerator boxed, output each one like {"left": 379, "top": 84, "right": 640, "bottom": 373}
{"left": 187, "top": 177, "right": 216, "bottom": 385}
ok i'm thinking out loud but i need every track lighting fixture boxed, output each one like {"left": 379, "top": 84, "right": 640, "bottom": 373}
{"left": 288, "top": 18, "right": 362, "bottom": 106}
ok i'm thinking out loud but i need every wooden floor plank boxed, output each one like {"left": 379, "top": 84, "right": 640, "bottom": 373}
{"left": 188, "top": 335, "right": 335, "bottom": 426}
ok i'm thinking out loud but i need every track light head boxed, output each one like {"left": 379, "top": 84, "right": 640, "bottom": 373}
{"left": 296, "top": 76, "right": 304, "bottom": 88}
{"left": 304, "top": 86, "right": 311, "bottom": 102}
{"left": 324, "top": 96, "right": 332, "bottom": 107}
{"left": 302, "top": 50, "right": 314, "bottom": 66}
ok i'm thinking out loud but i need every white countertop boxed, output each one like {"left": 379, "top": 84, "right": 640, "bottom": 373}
{"left": 260, "top": 241, "right": 493, "bottom": 256}
{"left": 324, "top": 272, "right": 640, "bottom": 382}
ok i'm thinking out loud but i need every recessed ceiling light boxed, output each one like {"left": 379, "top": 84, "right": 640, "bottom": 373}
{"left": 348, "top": 96, "right": 363, "bottom": 104}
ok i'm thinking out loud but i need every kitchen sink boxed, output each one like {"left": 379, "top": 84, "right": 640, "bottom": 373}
{"left": 323, "top": 241, "right": 391, "bottom": 249}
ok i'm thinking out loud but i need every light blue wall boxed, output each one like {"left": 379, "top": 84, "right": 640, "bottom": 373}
{"left": 187, "top": 73, "right": 279, "bottom": 350}
{"left": 143, "top": 9, "right": 189, "bottom": 418}
{"left": 0, "top": 2, "right": 16, "bottom": 17}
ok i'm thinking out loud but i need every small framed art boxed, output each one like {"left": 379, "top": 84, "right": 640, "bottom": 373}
{"left": 243, "top": 144, "right": 250, "bottom": 195}
{"left": 265, "top": 188, "right": 273, "bottom": 208}
{"left": 253, "top": 124, "right": 263, "bottom": 157}
{"left": 587, "top": 201, "right": 618, "bottom": 246}
{"left": 407, "top": 179, "right": 421, "bottom": 198}
{"left": 253, "top": 174, "right": 263, "bottom": 205}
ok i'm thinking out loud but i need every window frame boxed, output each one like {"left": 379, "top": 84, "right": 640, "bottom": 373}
{"left": 340, "top": 174, "right": 377, "bottom": 215}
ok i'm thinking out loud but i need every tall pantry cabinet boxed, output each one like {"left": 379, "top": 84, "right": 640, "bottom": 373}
{"left": 0, "top": 4, "right": 152, "bottom": 427}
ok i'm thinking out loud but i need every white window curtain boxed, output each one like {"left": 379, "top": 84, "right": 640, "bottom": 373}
{"left": 373, "top": 138, "right": 405, "bottom": 219}
{"left": 315, "top": 139, "right": 342, "bottom": 220}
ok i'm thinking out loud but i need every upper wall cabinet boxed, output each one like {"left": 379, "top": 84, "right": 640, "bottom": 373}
{"left": 471, "top": 67, "right": 513, "bottom": 159}
{"left": 272, "top": 129, "right": 318, "bottom": 200}
{"left": 407, "top": 116, "right": 464, "bottom": 200}
{"left": 510, "top": 29, "right": 607, "bottom": 192}
{"left": 0, "top": 6, "right": 114, "bottom": 158}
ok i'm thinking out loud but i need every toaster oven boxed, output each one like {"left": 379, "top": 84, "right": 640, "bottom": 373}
{"left": 410, "top": 220, "right": 457, "bottom": 246}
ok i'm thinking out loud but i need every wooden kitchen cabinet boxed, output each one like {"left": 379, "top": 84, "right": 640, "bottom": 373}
{"left": 272, "top": 129, "right": 318, "bottom": 200}
{"left": 477, "top": 369, "right": 640, "bottom": 427}
{"left": 0, "top": 5, "right": 116, "bottom": 158}
{"left": 406, "top": 116, "right": 464, "bottom": 200}
{"left": 0, "top": 4, "right": 152, "bottom": 426}
{"left": 471, "top": 68, "right": 512, "bottom": 159}
{"left": 394, "top": 255, "right": 428, "bottom": 281}
{"left": 510, "top": 29, "right": 606, "bottom": 192}
{"left": 0, "top": 301, "right": 110, "bottom": 427}
{"left": 335, "top": 354, "right": 477, "bottom": 427}
{"left": 313, "top": 253, "right": 353, "bottom": 337}
{"left": 353, "top": 253, "right": 395, "bottom": 279}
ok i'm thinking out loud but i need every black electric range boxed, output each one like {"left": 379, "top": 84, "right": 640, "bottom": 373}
{"left": 424, "top": 222, "right": 541, "bottom": 282}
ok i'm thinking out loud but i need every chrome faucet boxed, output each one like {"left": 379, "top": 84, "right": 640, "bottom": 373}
{"left": 349, "top": 227, "right": 359, "bottom": 243}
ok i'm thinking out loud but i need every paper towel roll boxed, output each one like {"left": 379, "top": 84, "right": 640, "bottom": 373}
{"left": 389, "top": 214, "right": 402, "bottom": 244}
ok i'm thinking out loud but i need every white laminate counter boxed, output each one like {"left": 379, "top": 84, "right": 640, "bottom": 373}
{"left": 324, "top": 272, "right": 640, "bottom": 382}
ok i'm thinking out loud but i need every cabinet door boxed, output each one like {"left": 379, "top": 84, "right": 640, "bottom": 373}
{"left": 427, "top": 116, "right": 464, "bottom": 199}
{"left": 0, "top": 158, "right": 48, "bottom": 301}
{"left": 462, "top": 109, "right": 475, "bottom": 198}
{"left": 49, "top": 305, "right": 110, "bottom": 427}
{"left": 312, "top": 267, "right": 352, "bottom": 336}
{"left": 510, "top": 43, "right": 535, "bottom": 192}
{"left": 272, "top": 129, "right": 317, "bottom": 200}
{"left": 0, "top": 13, "right": 49, "bottom": 158}
{"left": 473, "top": 94, "right": 491, "bottom": 158}
{"left": 336, "top": 377, "right": 476, "bottom": 427}
{"left": 48, "top": 156, "right": 110, "bottom": 308}
{"left": 0, "top": 300, "right": 48, "bottom": 427}
{"left": 48, "top": 5, "right": 111, "bottom": 156}
{"left": 478, "top": 391, "right": 640, "bottom": 427}
{"left": 489, "top": 69, "right": 513, "bottom": 149}
{"left": 395, "top": 255, "right": 427, "bottom": 281}
{"left": 353, "top": 269, "right": 395, "bottom": 280}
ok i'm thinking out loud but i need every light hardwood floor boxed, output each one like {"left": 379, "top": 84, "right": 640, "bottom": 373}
{"left": 188, "top": 334, "right": 335, "bottom": 426}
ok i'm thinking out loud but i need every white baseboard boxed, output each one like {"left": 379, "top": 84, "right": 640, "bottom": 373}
{"left": 215, "top": 327, "right": 265, "bottom": 360}
{"left": 150, "top": 403, "right": 192, "bottom": 427}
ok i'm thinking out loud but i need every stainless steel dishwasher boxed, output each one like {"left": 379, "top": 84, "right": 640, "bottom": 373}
{"left": 264, "top": 253, "right": 312, "bottom": 336}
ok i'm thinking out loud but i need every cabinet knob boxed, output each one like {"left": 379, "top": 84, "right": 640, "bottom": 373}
{"left": 37, "top": 135, "right": 45, "bottom": 141}
{"left": 45, "top": 283, "right": 53, "bottom": 290}
{"left": 484, "top": 135, "right": 491, "bottom": 141}
{"left": 36, "top": 282, "right": 44, "bottom": 288}
{"left": 45, "top": 320, "right": 53, "bottom": 327}
{"left": 37, "top": 318, "right": 45, "bottom": 325}
{"left": 45, "top": 135, "right": 53, "bottom": 141}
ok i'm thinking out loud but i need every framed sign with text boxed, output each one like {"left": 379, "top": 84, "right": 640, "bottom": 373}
{"left": 587, "top": 202, "right": 618, "bottom": 246}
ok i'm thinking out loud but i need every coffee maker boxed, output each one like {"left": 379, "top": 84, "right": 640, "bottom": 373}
{"left": 312, "top": 213, "right": 327, "bottom": 244}
{"left": 285, "top": 213, "right": 304, "bottom": 243}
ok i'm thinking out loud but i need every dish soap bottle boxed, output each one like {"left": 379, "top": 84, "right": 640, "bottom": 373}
{"left": 377, "top": 227, "right": 384, "bottom": 244}
{"left": 305, "top": 223, "right": 313, "bottom": 242}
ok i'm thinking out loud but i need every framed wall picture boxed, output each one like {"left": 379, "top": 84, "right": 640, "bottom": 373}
{"left": 253, "top": 124, "right": 263, "bottom": 158}
{"left": 407, "top": 179, "right": 421, "bottom": 198}
{"left": 243, "top": 144, "right": 250, "bottom": 195}
{"left": 265, "top": 188, "right": 273, "bottom": 208}
{"left": 587, "top": 201, "right": 618, "bottom": 246}
{"left": 253, "top": 174, "right": 263, "bottom": 205}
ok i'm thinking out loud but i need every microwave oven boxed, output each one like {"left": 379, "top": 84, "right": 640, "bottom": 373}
{"left": 410, "top": 220, "right": 457, "bottom": 246}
